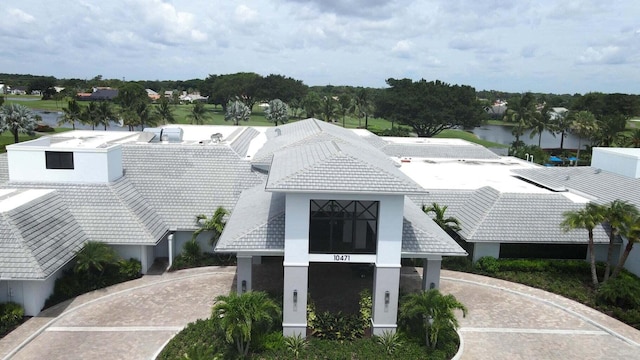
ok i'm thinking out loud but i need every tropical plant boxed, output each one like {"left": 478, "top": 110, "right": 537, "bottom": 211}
{"left": 375, "top": 330, "right": 403, "bottom": 355}
{"left": 336, "top": 94, "right": 352, "bottom": 127}
{"left": 0, "top": 103, "right": 37, "bottom": 143}
{"left": 181, "top": 239, "right": 202, "bottom": 263}
{"left": 188, "top": 102, "right": 211, "bottom": 125}
{"left": 96, "top": 101, "right": 115, "bottom": 130}
{"left": 81, "top": 101, "right": 100, "bottom": 130}
{"left": 224, "top": 99, "right": 251, "bottom": 126}
{"left": 155, "top": 96, "right": 175, "bottom": 124}
{"left": 211, "top": 291, "right": 281, "bottom": 358}
{"left": 354, "top": 87, "right": 374, "bottom": 129}
{"left": 601, "top": 200, "right": 639, "bottom": 282}
{"left": 135, "top": 102, "right": 159, "bottom": 130}
{"left": 74, "top": 241, "right": 118, "bottom": 276}
{"left": 422, "top": 203, "right": 461, "bottom": 233}
{"left": 264, "top": 99, "right": 289, "bottom": 126}
{"left": 59, "top": 99, "right": 82, "bottom": 130}
{"left": 320, "top": 96, "right": 337, "bottom": 123}
{"left": 399, "top": 289, "right": 467, "bottom": 349}
{"left": 612, "top": 214, "right": 640, "bottom": 278}
{"left": 193, "top": 207, "right": 229, "bottom": 246}
{"left": 529, "top": 106, "right": 553, "bottom": 147}
{"left": 504, "top": 93, "right": 537, "bottom": 151}
{"left": 569, "top": 110, "right": 598, "bottom": 165}
{"left": 561, "top": 202, "right": 605, "bottom": 286}
{"left": 552, "top": 109, "right": 572, "bottom": 150}
{"left": 284, "top": 333, "right": 307, "bottom": 359}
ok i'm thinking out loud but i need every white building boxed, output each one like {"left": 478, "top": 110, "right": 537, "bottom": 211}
{"left": 0, "top": 119, "right": 636, "bottom": 329}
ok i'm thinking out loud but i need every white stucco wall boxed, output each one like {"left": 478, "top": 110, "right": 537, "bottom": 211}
{"left": 2, "top": 266, "right": 65, "bottom": 316}
{"left": 621, "top": 238, "right": 640, "bottom": 277}
{"left": 111, "top": 244, "right": 155, "bottom": 274}
{"left": 472, "top": 243, "right": 500, "bottom": 262}
{"left": 6, "top": 145, "right": 123, "bottom": 183}
{"left": 591, "top": 148, "right": 640, "bottom": 179}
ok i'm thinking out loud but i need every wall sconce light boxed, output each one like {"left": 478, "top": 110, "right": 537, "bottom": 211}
{"left": 241, "top": 280, "right": 247, "bottom": 293}
{"left": 384, "top": 291, "right": 390, "bottom": 305}
{"left": 293, "top": 290, "right": 298, "bottom": 304}
{"left": 430, "top": 282, "right": 435, "bottom": 289}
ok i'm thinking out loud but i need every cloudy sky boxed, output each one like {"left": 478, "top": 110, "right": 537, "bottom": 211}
{"left": 1, "top": 0, "right": 639, "bottom": 94}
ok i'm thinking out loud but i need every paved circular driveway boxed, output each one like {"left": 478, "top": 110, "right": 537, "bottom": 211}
{"left": 0, "top": 267, "right": 236, "bottom": 360}
{"left": 1, "top": 267, "right": 639, "bottom": 360}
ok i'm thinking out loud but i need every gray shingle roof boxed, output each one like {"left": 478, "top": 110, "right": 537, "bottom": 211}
{"left": 381, "top": 142, "right": 500, "bottom": 160}
{"left": 217, "top": 187, "right": 466, "bottom": 256}
{"left": 122, "top": 143, "right": 263, "bottom": 230}
{"left": 401, "top": 197, "right": 468, "bottom": 256}
{"left": 454, "top": 186, "right": 610, "bottom": 244}
{"left": 265, "top": 140, "right": 425, "bottom": 194}
{"left": 513, "top": 167, "right": 640, "bottom": 208}
{"left": 229, "top": 127, "right": 260, "bottom": 158}
{"left": 5, "top": 178, "right": 167, "bottom": 245}
{"left": 409, "top": 190, "right": 475, "bottom": 212}
{"left": 0, "top": 153, "right": 8, "bottom": 185}
{"left": 0, "top": 190, "right": 86, "bottom": 279}
{"left": 252, "top": 118, "right": 375, "bottom": 165}
{"left": 215, "top": 183, "right": 285, "bottom": 253}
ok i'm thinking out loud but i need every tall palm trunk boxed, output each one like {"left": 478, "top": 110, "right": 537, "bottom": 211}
{"left": 612, "top": 241, "right": 634, "bottom": 278}
{"left": 588, "top": 229, "right": 599, "bottom": 287}
{"left": 604, "top": 228, "right": 617, "bottom": 282}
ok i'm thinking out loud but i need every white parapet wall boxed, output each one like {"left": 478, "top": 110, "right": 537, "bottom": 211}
{"left": 591, "top": 147, "right": 640, "bottom": 179}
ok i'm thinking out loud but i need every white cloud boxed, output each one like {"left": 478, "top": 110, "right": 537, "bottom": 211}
{"left": 577, "top": 46, "right": 625, "bottom": 65}
{"left": 235, "top": 4, "right": 259, "bottom": 24}
{"left": 392, "top": 40, "right": 413, "bottom": 57}
{"left": 8, "top": 8, "right": 36, "bottom": 23}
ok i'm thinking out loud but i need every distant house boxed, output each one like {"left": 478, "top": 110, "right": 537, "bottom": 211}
{"left": 9, "top": 86, "right": 27, "bottom": 95}
{"left": 76, "top": 87, "right": 119, "bottom": 101}
{"left": 549, "top": 107, "right": 569, "bottom": 121}
{"left": 146, "top": 89, "right": 161, "bottom": 101}
{"left": 179, "top": 91, "right": 208, "bottom": 103}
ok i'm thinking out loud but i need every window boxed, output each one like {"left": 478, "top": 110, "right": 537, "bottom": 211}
{"left": 45, "top": 151, "right": 74, "bottom": 170}
{"left": 309, "top": 200, "right": 378, "bottom": 254}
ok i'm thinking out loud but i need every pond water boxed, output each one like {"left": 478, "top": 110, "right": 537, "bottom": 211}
{"left": 472, "top": 124, "right": 589, "bottom": 149}
{"left": 34, "top": 110, "right": 134, "bottom": 132}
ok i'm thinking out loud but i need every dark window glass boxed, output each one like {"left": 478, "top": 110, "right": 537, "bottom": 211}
{"left": 45, "top": 151, "right": 74, "bottom": 170}
{"left": 309, "top": 200, "right": 378, "bottom": 254}
{"left": 499, "top": 243, "right": 587, "bottom": 259}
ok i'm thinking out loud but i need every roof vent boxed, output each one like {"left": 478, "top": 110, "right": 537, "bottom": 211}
{"left": 211, "top": 133, "right": 223, "bottom": 143}
{"left": 275, "top": 128, "right": 282, "bottom": 137}
{"left": 594, "top": 168, "right": 601, "bottom": 174}
{"left": 142, "top": 128, "right": 162, "bottom": 143}
{"left": 162, "top": 128, "right": 183, "bottom": 143}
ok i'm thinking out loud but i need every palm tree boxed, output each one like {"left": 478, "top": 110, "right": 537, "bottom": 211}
{"left": 74, "top": 241, "right": 118, "bottom": 276}
{"left": 529, "top": 106, "right": 553, "bottom": 147}
{"left": 612, "top": 214, "right": 640, "bottom": 278}
{"left": 353, "top": 88, "right": 374, "bottom": 129}
{"left": 212, "top": 291, "right": 281, "bottom": 358}
{"left": 399, "top": 289, "right": 467, "bottom": 349}
{"left": 570, "top": 110, "right": 598, "bottom": 166}
{"left": 553, "top": 110, "right": 572, "bottom": 150}
{"left": 155, "top": 97, "right": 175, "bottom": 124}
{"left": 0, "top": 103, "right": 37, "bottom": 144}
{"left": 320, "top": 96, "right": 337, "bottom": 123}
{"left": 336, "top": 94, "right": 352, "bottom": 127}
{"left": 193, "top": 207, "right": 229, "bottom": 246}
{"left": 59, "top": 99, "right": 82, "bottom": 130}
{"left": 602, "top": 200, "right": 639, "bottom": 281}
{"left": 504, "top": 93, "right": 536, "bottom": 151}
{"left": 96, "top": 101, "right": 115, "bottom": 130}
{"left": 264, "top": 99, "right": 289, "bottom": 126}
{"left": 225, "top": 100, "right": 251, "bottom": 126}
{"left": 81, "top": 102, "right": 100, "bottom": 130}
{"left": 135, "top": 102, "right": 159, "bottom": 130}
{"left": 422, "top": 203, "right": 461, "bottom": 234}
{"left": 561, "top": 203, "right": 605, "bottom": 286}
{"left": 188, "top": 102, "right": 211, "bottom": 125}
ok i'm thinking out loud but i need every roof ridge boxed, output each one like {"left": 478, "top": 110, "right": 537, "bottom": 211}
{"left": 109, "top": 177, "right": 162, "bottom": 242}
{"left": 2, "top": 209, "right": 46, "bottom": 278}
{"left": 463, "top": 187, "right": 501, "bottom": 238}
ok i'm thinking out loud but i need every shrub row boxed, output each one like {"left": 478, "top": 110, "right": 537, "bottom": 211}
{"left": 0, "top": 302, "right": 24, "bottom": 336}
{"left": 44, "top": 258, "right": 142, "bottom": 309}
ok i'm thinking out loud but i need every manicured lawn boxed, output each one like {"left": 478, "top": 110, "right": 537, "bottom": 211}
{"left": 435, "top": 129, "right": 508, "bottom": 148}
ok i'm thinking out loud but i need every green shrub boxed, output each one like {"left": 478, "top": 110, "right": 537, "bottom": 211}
{"left": 118, "top": 258, "right": 142, "bottom": 278}
{"left": 157, "top": 318, "right": 224, "bottom": 360}
{"left": 375, "top": 330, "right": 403, "bottom": 355}
{"left": 442, "top": 256, "right": 473, "bottom": 271}
{"left": 310, "top": 310, "right": 364, "bottom": 341}
{"left": 283, "top": 333, "right": 307, "bottom": 359}
{"left": 0, "top": 302, "right": 24, "bottom": 335}
{"left": 182, "top": 239, "right": 202, "bottom": 263}
{"left": 359, "top": 289, "right": 372, "bottom": 331}
{"left": 596, "top": 273, "right": 640, "bottom": 308}
{"left": 475, "top": 256, "right": 500, "bottom": 273}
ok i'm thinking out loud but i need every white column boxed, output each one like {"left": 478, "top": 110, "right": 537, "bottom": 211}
{"left": 282, "top": 264, "right": 308, "bottom": 337}
{"left": 371, "top": 265, "right": 400, "bottom": 335}
{"left": 168, "top": 234, "right": 174, "bottom": 267}
{"left": 140, "top": 245, "right": 148, "bottom": 274}
{"left": 236, "top": 255, "right": 253, "bottom": 294}
{"left": 422, "top": 258, "right": 442, "bottom": 290}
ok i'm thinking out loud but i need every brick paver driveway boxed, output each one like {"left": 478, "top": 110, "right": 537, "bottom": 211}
{"left": 0, "top": 267, "right": 236, "bottom": 360}
{"left": 2, "top": 266, "right": 640, "bottom": 359}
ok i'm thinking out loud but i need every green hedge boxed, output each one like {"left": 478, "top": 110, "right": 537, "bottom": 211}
{"left": 0, "top": 302, "right": 24, "bottom": 336}
{"left": 44, "top": 258, "right": 142, "bottom": 309}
